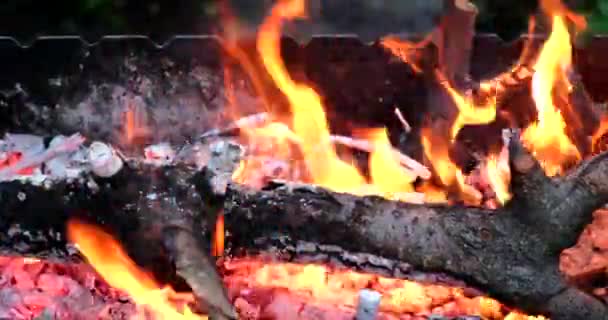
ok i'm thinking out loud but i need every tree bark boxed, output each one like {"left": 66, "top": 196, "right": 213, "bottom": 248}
{"left": 220, "top": 134, "right": 608, "bottom": 320}
{"left": 2, "top": 135, "right": 608, "bottom": 318}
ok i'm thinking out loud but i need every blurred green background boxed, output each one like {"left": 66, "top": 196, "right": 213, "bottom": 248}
{"left": 0, "top": 0, "right": 605, "bottom": 42}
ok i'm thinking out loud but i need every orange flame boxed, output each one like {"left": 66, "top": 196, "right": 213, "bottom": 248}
{"left": 540, "top": 0, "right": 587, "bottom": 31}
{"left": 125, "top": 109, "right": 136, "bottom": 143}
{"left": 256, "top": 0, "right": 366, "bottom": 193}
{"left": 521, "top": 13, "right": 581, "bottom": 176}
{"left": 212, "top": 213, "right": 225, "bottom": 257}
{"left": 67, "top": 220, "right": 204, "bottom": 320}
{"left": 380, "top": 34, "right": 433, "bottom": 74}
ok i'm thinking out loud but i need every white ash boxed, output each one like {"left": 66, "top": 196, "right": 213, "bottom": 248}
{"left": 0, "top": 130, "right": 248, "bottom": 187}
{"left": 1, "top": 134, "right": 45, "bottom": 157}
{"left": 43, "top": 135, "right": 89, "bottom": 180}
{"left": 143, "top": 143, "right": 176, "bottom": 166}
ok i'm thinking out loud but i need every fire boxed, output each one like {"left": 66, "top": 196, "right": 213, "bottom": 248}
{"left": 521, "top": 13, "right": 581, "bottom": 176}
{"left": 380, "top": 34, "right": 433, "bottom": 74}
{"left": 67, "top": 220, "right": 205, "bottom": 320}
{"left": 251, "top": 0, "right": 419, "bottom": 198}
{"left": 212, "top": 213, "right": 225, "bottom": 257}
{"left": 362, "top": 128, "right": 416, "bottom": 196}
{"left": 440, "top": 77, "right": 497, "bottom": 140}
{"left": 256, "top": 0, "right": 366, "bottom": 193}
{"left": 420, "top": 130, "right": 454, "bottom": 195}
{"left": 225, "top": 0, "right": 594, "bottom": 207}
{"left": 420, "top": 128, "right": 480, "bottom": 204}
{"left": 224, "top": 258, "right": 545, "bottom": 319}
{"left": 123, "top": 99, "right": 149, "bottom": 145}
{"left": 382, "top": 38, "right": 498, "bottom": 142}
{"left": 125, "top": 109, "right": 136, "bottom": 143}
{"left": 486, "top": 150, "right": 512, "bottom": 205}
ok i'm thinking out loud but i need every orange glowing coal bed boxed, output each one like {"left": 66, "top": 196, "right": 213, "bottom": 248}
{"left": 67, "top": 219, "right": 543, "bottom": 319}
{"left": 223, "top": 258, "right": 545, "bottom": 320}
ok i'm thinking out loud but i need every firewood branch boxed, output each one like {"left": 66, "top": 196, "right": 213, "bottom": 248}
{"left": 219, "top": 135, "right": 608, "bottom": 319}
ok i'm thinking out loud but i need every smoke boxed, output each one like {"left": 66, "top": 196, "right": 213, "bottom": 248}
{"left": 226, "top": 0, "right": 445, "bottom": 42}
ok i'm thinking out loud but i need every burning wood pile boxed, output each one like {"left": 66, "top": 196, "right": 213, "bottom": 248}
{"left": 2, "top": 0, "right": 608, "bottom": 319}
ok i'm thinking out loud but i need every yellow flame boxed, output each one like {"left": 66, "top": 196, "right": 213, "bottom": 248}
{"left": 67, "top": 220, "right": 204, "bottom": 320}
{"left": 256, "top": 0, "right": 366, "bottom": 192}
{"left": 365, "top": 128, "right": 416, "bottom": 194}
{"left": 421, "top": 128, "right": 482, "bottom": 205}
{"left": 522, "top": 14, "right": 580, "bottom": 176}
{"left": 486, "top": 151, "right": 512, "bottom": 205}
{"left": 440, "top": 79, "right": 497, "bottom": 140}
{"left": 421, "top": 129, "right": 457, "bottom": 187}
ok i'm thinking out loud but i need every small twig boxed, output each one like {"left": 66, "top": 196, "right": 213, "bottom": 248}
{"left": 330, "top": 135, "right": 431, "bottom": 180}
{"left": 394, "top": 108, "right": 411, "bottom": 134}
{"left": 201, "top": 114, "right": 429, "bottom": 179}
{"left": 199, "top": 112, "right": 270, "bottom": 140}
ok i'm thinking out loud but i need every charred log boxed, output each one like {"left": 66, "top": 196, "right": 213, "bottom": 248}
{"left": 220, "top": 134, "right": 608, "bottom": 320}
{"left": 0, "top": 161, "right": 238, "bottom": 319}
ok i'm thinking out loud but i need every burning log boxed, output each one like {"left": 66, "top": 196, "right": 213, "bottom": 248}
{"left": 218, "top": 133, "right": 608, "bottom": 320}
{"left": 2, "top": 132, "right": 608, "bottom": 318}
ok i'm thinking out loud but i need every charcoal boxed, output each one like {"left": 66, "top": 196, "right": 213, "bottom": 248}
{"left": 295, "top": 241, "right": 318, "bottom": 255}
{"left": 292, "top": 254, "right": 329, "bottom": 265}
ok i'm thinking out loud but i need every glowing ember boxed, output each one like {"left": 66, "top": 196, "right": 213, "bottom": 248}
{"left": 223, "top": 258, "right": 546, "bottom": 319}
{"left": 67, "top": 220, "right": 205, "bottom": 320}
{"left": 0, "top": 152, "right": 36, "bottom": 175}
{"left": 521, "top": 12, "right": 581, "bottom": 176}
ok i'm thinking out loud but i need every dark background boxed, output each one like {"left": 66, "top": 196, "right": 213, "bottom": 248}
{"left": 0, "top": 0, "right": 604, "bottom": 43}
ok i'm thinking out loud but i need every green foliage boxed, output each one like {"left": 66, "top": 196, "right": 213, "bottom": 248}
{"left": 588, "top": 0, "right": 608, "bottom": 33}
